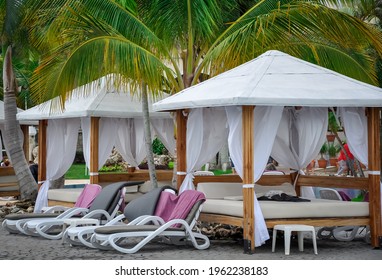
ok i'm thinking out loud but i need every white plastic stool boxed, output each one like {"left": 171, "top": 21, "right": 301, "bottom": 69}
{"left": 272, "top": 224, "right": 318, "bottom": 255}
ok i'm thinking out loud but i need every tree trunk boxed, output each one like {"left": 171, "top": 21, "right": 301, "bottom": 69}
{"left": 2, "top": 46, "right": 38, "bottom": 200}
{"left": 142, "top": 85, "right": 158, "bottom": 188}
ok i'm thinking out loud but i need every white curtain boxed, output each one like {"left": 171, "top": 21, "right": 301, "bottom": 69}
{"left": 271, "top": 107, "right": 328, "bottom": 198}
{"left": 114, "top": 118, "right": 146, "bottom": 167}
{"left": 34, "top": 118, "right": 80, "bottom": 212}
{"left": 225, "top": 105, "right": 284, "bottom": 247}
{"left": 81, "top": 117, "right": 117, "bottom": 170}
{"left": 341, "top": 107, "right": 382, "bottom": 217}
{"left": 151, "top": 118, "right": 176, "bottom": 156}
{"left": 340, "top": 107, "right": 368, "bottom": 166}
{"left": 179, "top": 107, "right": 229, "bottom": 192}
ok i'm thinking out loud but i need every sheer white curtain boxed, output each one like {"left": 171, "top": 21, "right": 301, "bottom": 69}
{"left": 179, "top": 107, "right": 229, "bottom": 193}
{"left": 81, "top": 117, "right": 117, "bottom": 170}
{"left": 225, "top": 105, "right": 284, "bottom": 247}
{"left": 340, "top": 107, "right": 382, "bottom": 216}
{"left": 271, "top": 107, "right": 328, "bottom": 198}
{"left": 34, "top": 118, "right": 80, "bottom": 212}
{"left": 151, "top": 118, "right": 176, "bottom": 156}
{"left": 340, "top": 107, "right": 368, "bottom": 166}
{"left": 114, "top": 118, "right": 146, "bottom": 167}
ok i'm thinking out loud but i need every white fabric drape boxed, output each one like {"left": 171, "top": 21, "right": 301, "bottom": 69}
{"left": 340, "top": 107, "right": 382, "bottom": 217}
{"left": 151, "top": 118, "right": 176, "bottom": 156}
{"left": 179, "top": 108, "right": 229, "bottom": 193}
{"left": 81, "top": 117, "right": 117, "bottom": 170}
{"left": 34, "top": 119, "right": 80, "bottom": 212}
{"left": 114, "top": 118, "right": 146, "bottom": 167}
{"left": 271, "top": 107, "right": 328, "bottom": 198}
{"left": 225, "top": 106, "right": 284, "bottom": 247}
{"left": 340, "top": 107, "right": 368, "bottom": 167}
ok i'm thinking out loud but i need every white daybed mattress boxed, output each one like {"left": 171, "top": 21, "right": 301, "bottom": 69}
{"left": 202, "top": 198, "right": 369, "bottom": 219}
{"left": 196, "top": 182, "right": 369, "bottom": 219}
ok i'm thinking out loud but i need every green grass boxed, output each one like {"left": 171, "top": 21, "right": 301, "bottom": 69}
{"left": 65, "top": 164, "right": 89, "bottom": 180}
{"left": 212, "top": 169, "right": 233, "bottom": 175}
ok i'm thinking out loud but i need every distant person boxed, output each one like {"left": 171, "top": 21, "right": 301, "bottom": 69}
{"left": 336, "top": 143, "right": 354, "bottom": 176}
{"left": 29, "top": 162, "right": 38, "bottom": 182}
{"left": 1, "top": 158, "right": 10, "bottom": 167}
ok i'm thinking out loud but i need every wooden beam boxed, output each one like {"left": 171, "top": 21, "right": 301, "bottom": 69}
{"left": 90, "top": 117, "right": 100, "bottom": 184}
{"left": 38, "top": 120, "right": 47, "bottom": 188}
{"left": 176, "top": 110, "right": 187, "bottom": 190}
{"left": 98, "top": 170, "right": 173, "bottom": 183}
{"left": 242, "top": 105, "right": 255, "bottom": 253}
{"left": 367, "top": 107, "right": 382, "bottom": 248}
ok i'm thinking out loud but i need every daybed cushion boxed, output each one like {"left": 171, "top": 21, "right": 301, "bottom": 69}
{"left": 201, "top": 199, "right": 369, "bottom": 219}
{"left": 196, "top": 182, "right": 369, "bottom": 219}
{"left": 196, "top": 182, "right": 297, "bottom": 199}
{"left": 48, "top": 188, "right": 84, "bottom": 203}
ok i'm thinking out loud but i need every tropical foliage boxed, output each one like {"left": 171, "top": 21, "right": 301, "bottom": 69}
{"left": 21, "top": 0, "right": 382, "bottom": 107}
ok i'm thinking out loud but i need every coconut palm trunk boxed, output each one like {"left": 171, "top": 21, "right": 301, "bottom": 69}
{"left": 141, "top": 84, "right": 158, "bottom": 188}
{"left": 2, "top": 46, "right": 38, "bottom": 200}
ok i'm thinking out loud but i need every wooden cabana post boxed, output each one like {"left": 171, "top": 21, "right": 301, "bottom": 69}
{"left": 367, "top": 107, "right": 382, "bottom": 247}
{"left": 242, "top": 105, "right": 255, "bottom": 253}
{"left": 89, "top": 117, "right": 100, "bottom": 184}
{"left": 176, "top": 110, "right": 187, "bottom": 190}
{"left": 37, "top": 120, "right": 47, "bottom": 188}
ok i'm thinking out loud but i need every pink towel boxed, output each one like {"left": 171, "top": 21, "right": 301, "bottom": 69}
{"left": 154, "top": 190, "right": 206, "bottom": 225}
{"left": 74, "top": 184, "right": 102, "bottom": 208}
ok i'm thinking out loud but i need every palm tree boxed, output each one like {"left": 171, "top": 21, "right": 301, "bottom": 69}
{"left": 1, "top": 0, "right": 38, "bottom": 200}
{"left": 24, "top": 0, "right": 382, "bottom": 187}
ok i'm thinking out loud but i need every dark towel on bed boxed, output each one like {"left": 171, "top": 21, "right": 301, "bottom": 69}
{"left": 258, "top": 193, "right": 310, "bottom": 202}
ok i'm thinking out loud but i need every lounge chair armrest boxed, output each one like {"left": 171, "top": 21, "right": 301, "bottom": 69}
{"left": 56, "top": 207, "right": 89, "bottom": 219}
{"left": 163, "top": 219, "right": 192, "bottom": 229}
{"left": 41, "top": 206, "right": 70, "bottom": 213}
{"left": 136, "top": 215, "right": 166, "bottom": 226}
{"left": 105, "top": 214, "right": 126, "bottom": 225}
{"left": 126, "top": 215, "right": 153, "bottom": 225}
{"left": 83, "top": 210, "right": 112, "bottom": 221}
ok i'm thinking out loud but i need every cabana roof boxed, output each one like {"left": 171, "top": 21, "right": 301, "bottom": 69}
{"left": 17, "top": 77, "right": 171, "bottom": 121}
{"left": 153, "top": 50, "right": 382, "bottom": 111}
{"left": 0, "top": 100, "right": 36, "bottom": 125}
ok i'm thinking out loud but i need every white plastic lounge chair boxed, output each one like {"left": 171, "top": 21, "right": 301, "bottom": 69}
{"left": 2, "top": 184, "right": 102, "bottom": 234}
{"left": 20, "top": 181, "right": 144, "bottom": 240}
{"left": 63, "top": 185, "right": 175, "bottom": 248}
{"left": 90, "top": 190, "right": 210, "bottom": 253}
{"left": 317, "top": 188, "right": 364, "bottom": 241}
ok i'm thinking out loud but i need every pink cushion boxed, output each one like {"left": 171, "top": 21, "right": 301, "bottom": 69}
{"left": 74, "top": 184, "right": 102, "bottom": 208}
{"left": 154, "top": 190, "right": 206, "bottom": 224}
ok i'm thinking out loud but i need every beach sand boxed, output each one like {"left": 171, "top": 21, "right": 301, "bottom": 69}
{"left": 0, "top": 222, "right": 381, "bottom": 260}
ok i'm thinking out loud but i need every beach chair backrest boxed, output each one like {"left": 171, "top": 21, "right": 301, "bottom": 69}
{"left": 74, "top": 184, "right": 102, "bottom": 208}
{"left": 123, "top": 185, "right": 175, "bottom": 222}
{"left": 89, "top": 181, "right": 145, "bottom": 219}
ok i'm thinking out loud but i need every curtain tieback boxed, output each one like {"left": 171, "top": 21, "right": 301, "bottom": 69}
{"left": 243, "top": 184, "right": 254, "bottom": 188}
{"left": 38, "top": 181, "right": 46, "bottom": 184}
{"left": 89, "top": 172, "right": 99, "bottom": 176}
{"left": 368, "top": 170, "right": 380, "bottom": 175}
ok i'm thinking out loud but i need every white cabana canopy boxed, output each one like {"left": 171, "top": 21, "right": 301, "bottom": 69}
{"left": 18, "top": 78, "right": 170, "bottom": 121}
{"left": 20, "top": 76, "right": 175, "bottom": 213}
{"left": 153, "top": 50, "right": 382, "bottom": 253}
{"left": 153, "top": 50, "right": 382, "bottom": 111}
